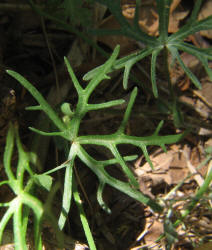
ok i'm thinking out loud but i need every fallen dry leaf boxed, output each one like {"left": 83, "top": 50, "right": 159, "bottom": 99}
{"left": 143, "top": 219, "right": 164, "bottom": 249}
{"left": 133, "top": 142, "right": 211, "bottom": 199}
{"left": 169, "top": 0, "right": 189, "bottom": 33}
{"left": 134, "top": 148, "right": 189, "bottom": 193}
{"left": 198, "top": 0, "right": 212, "bottom": 39}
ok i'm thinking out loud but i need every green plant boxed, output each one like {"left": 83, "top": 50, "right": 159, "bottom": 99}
{"left": 0, "top": 123, "right": 61, "bottom": 249}
{"left": 83, "top": 0, "right": 212, "bottom": 126}
{"left": 86, "top": 0, "right": 212, "bottom": 92}
{"left": 6, "top": 45, "right": 185, "bottom": 249}
{"left": 29, "top": 0, "right": 212, "bottom": 99}
{"left": 2, "top": 0, "right": 211, "bottom": 249}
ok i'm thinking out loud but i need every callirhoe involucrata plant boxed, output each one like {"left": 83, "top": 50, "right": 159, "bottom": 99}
{"left": 29, "top": 0, "right": 212, "bottom": 100}
{"left": 84, "top": 0, "right": 212, "bottom": 94}
{"left": 1, "top": 0, "right": 212, "bottom": 249}
{"left": 82, "top": 0, "right": 212, "bottom": 126}
{"left": 0, "top": 123, "right": 63, "bottom": 249}
{"left": 5, "top": 45, "right": 186, "bottom": 249}
{"left": 28, "top": 0, "right": 212, "bottom": 126}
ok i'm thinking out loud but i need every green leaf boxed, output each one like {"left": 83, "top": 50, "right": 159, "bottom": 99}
{"left": 151, "top": 48, "right": 162, "bottom": 97}
{"left": 33, "top": 174, "right": 53, "bottom": 191}
{"left": 64, "top": 57, "right": 83, "bottom": 95}
{"left": 6, "top": 70, "right": 66, "bottom": 132}
{"left": 83, "top": 48, "right": 154, "bottom": 82}
{"left": 58, "top": 148, "right": 76, "bottom": 230}
{"left": 169, "top": 46, "right": 202, "bottom": 89}
{"left": 85, "top": 45, "right": 120, "bottom": 96}
{"left": 29, "top": 127, "right": 67, "bottom": 138}
{"left": 97, "top": 181, "right": 111, "bottom": 213}
{"left": 3, "top": 123, "right": 16, "bottom": 182}
{"left": 87, "top": 99, "right": 125, "bottom": 111}
{"left": 174, "top": 42, "right": 212, "bottom": 80}
{"left": 169, "top": 15, "right": 212, "bottom": 42}
{"left": 186, "top": 0, "right": 203, "bottom": 25}
{"left": 122, "top": 47, "right": 157, "bottom": 89}
{"left": 118, "top": 87, "right": 137, "bottom": 133}
{"left": 110, "top": 144, "right": 139, "bottom": 188}
{"left": 73, "top": 178, "right": 97, "bottom": 250}
{"left": 123, "top": 60, "right": 135, "bottom": 90}
{"left": 173, "top": 42, "right": 212, "bottom": 60}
